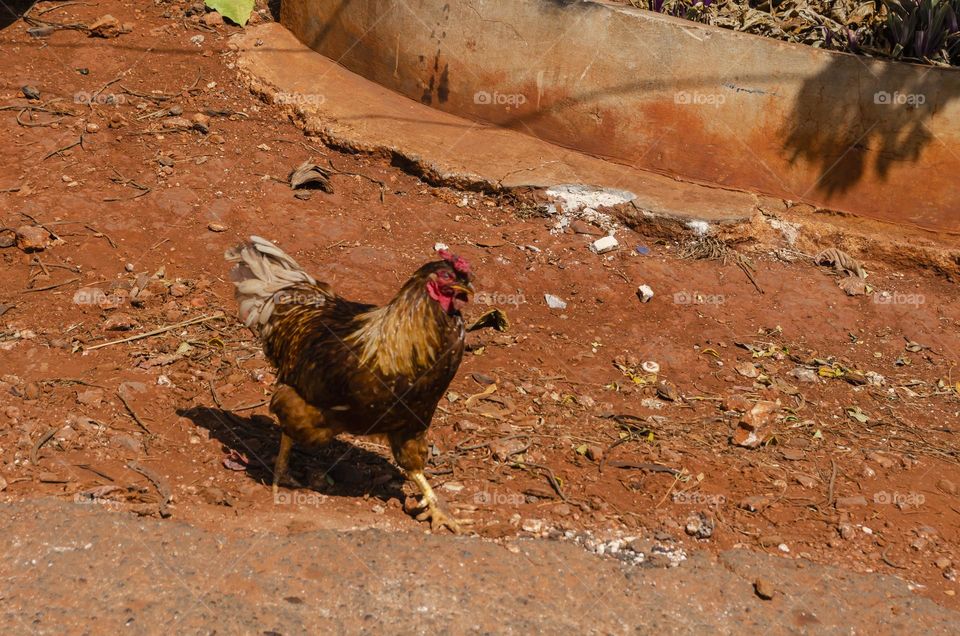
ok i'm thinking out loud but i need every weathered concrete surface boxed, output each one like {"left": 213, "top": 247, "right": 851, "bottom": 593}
{"left": 2, "top": 499, "right": 958, "bottom": 633}
{"left": 233, "top": 24, "right": 761, "bottom": 226}
{"left": 282, "top": 0, "right": 960, "bottom": 234}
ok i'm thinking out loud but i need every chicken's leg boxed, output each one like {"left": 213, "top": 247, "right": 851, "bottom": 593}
{"left": 272, "top": 431, "right": 297, "bottom": 498}
{"left": 270, "top": 384, "right": 334, "bottom": 497}
{"left": 390, "top": 430, "right": 462, "bottom": 533}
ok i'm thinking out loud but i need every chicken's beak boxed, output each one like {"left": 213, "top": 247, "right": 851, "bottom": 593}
{"left": 450, "top": 282, "right": 474, "bottom": 300}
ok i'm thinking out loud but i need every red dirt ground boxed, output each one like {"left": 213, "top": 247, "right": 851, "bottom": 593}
{"left": 2, "top": 0, "right": 959, "bottom": 615}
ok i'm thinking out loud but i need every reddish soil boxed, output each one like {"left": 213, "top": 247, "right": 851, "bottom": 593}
{"left": 2, "top": 0, "right": 959, "bottom": 620}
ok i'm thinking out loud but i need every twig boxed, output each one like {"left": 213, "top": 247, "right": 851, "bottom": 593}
{"left": 31, "top": 428, "right": 58, "bottom": 465}
{"left": 127, "top": 461, "right": 171, "bottom": 517}
{"left": 230, "top": 399, "right": 269, "bottom": 411}
{"left": 89, "top": 75, "right": 125, "bottom": 108}
{"left": 880, "top": 546, "right": 907, "bottom": 569}
{"left": 84, "top": 224, "right": 117, "bottom": 247}
{"left": 23, "top": 276, "right": 80, "bottom": 293}
{"left": 43, "top": 133, "right": 85, "bottom": 161}
{"left": 117, "top": 391, "right": 152, "bottom": 434}
{"left": 38, "top": 2, "right": 93, "bottom": 15}
{"left": 84, "top": 313, "right": 225, "bottom": 351}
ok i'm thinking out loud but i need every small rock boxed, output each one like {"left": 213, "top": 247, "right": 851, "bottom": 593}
{"left": 544, "top": 294, "right": 567, "bottom": 310}
{"left": 23, "top": 382, "right": 41, "bottom": 401}
{"left": 758, "top": 534, "right": 784, "bottom": 547}
{"left": 589, "top": 236, "right": 619, "bottom": 254}
{"left": 207, "top": 222, "right": 227, "bottom": 233}
{"left": 789, "top": 367, "right": 818, "bottom": 383}
{"left": 585, "top": 445, "right": 604, "bottom": 462}
{"left": 521, "top": 518, "right": 544, "bottom": 533}
{"left": 21, "top": 85, "right": 40, "bottom": 100}
{"left": 103, "top": 313, "right": 137, "bottom": 331}
{"left": 754, "top": 578, "right": 776, "bottom": 600}
{"left": 636, "top": 284, "right": 654, "bottom": 303}
{"left": 89, "top": 14, "right": 125, "bottom": 38}
{"left": 866, "top": 451, "right": 896, "bottom": 469}
{"left": 190, "top": 34, "right": 205, "bottom": 46}
{"left": 838, "top": 523, "right": 856, "bottom": 540}
{"left": 937, "top": 479, "right": 957, "bottom": 495}
{"left": 85, "top": 122, "right": 100, "bottom": 134}
{"left": 167, "top": 105, "right": 184, "bottom": 116}
{"left": 15, "top": 226, "right": 52, "bottom": 252}
{"left": 641, "top": 360, "right": 660, "bottom": 374}
{"left": 570, "top": 220, "right": 602, "bottom": 236}
{"left": 656, "top": 380, "right": 680, "bottom": 402}
{"left": 722, "top": 395, "right": 752, "bottom": 412}
{"left": 76, "top": 389, "right": 104, "bottom": 406}
{"left": 201, "top": 11, "right": 224, "bottom": 26}
{"left": 192, "top": 112, "right": 211, "bottom": 133}
{"left": 112, "top": 434, "right": 142, "bottom": 453}
{"left": 489, "top": 437, "right": 528, "bottom": 462}
{"left": 835, "top": 495, "right": 868, "bottom": 509}
{"left": 739, "top": 495, "right": 772, "bottom": 512}
{"left": 554, "top": 503, "right": 572, "bottom": 517}
{"left": 169, "top": 282, "right": 189, "bottom": 297}
{"left": 935, "top": 557, "right": 952, "bottom": 570}
{"left": 4, "top": 406, "right": 21, "bottom": 420}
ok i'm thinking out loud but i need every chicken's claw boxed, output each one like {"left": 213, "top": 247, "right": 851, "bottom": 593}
{"left": 415, "top": 498, "right": 462, "bottom": 534}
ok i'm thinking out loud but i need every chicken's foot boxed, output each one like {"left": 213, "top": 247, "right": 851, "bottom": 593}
{"left": 408, "top": 470, "right": 463, "bottom": 534}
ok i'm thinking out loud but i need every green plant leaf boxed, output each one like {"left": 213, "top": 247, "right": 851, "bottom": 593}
{"left": 205, "top": 0, "right": 254, "bottom": 26}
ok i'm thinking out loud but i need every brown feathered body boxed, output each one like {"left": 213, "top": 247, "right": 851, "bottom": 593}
{"left": 225, "top": 237, "right": 467, "bottom": 475}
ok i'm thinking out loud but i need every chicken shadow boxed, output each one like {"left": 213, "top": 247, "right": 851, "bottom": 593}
{"left": 177, "top": 406, "right": 406, "bottom": 503}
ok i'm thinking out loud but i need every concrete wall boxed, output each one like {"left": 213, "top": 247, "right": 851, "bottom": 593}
{"left": 281, "top": 0, "right": 960, "bottom": 233}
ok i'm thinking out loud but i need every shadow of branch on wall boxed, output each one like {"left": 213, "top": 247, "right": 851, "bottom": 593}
{"left": 781, "top": 56, "right": 960, "bottom": 198}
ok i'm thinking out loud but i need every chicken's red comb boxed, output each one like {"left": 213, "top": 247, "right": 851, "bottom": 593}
{"left": 438, "top": 249, "right": 471, "bottom": 275}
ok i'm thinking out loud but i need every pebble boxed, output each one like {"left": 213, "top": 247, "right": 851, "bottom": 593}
{"left": 521, "top": 518, "right": 544, "bottom": 533}
{"left": 201, "top": 11, "right": 224, "bottom": 26}
{"left": 636, "top": 284, "right": 654, "bottom": 303}
{"left": 15, "top": 226, "right": 52, "bottom": 252}
{"left": 103, "top": 313, "right": 137, "bottom": 331}
{"left": 169, "top": 282, "right": 189, "bottom": 297}
{"left": 754, "top": 578, "right": 776, "bottom": 600}
{"left": 4, "top": 406, "right": 21, "bottom": 420}
{"left": 23, "top": 382, "right": 41, "bottom": 400}
{"left": 208, "top": 222, "right": 227, "bottom": 233}
{"left": 85, "top": 122, "right": 100, "bottom": 133}
{"left": 544, "top": 294, "right": 567, "bottom": 310}
{"left": 589, "top": 235, "right": 619, "bottom": 254}
{"left": 789, "top": 367, "right": 818, "bottom": 383}
{"left": 935, "top": 556, "right": 952, "bottom": 570}
{"left": 835, "top": 495, "right": 868, "bottom": 508}
{"left": 76, "top": 389, "right": 104, "bottom": 406}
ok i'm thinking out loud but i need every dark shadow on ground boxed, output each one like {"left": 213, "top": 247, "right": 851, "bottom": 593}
{"left": 0, "top": 0, "right": 34, "bottom": 30}
{"left": 178, "top": 406, "right": 405, "bottom": 502}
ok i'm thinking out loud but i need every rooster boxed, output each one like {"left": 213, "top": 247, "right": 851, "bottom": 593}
{"left": 225, "top": 237, "right": 473, "bottom": 532}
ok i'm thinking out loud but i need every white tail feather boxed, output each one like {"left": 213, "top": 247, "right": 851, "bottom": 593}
{"left": 225, "top": 236, "right": 317, "bottom": 335}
